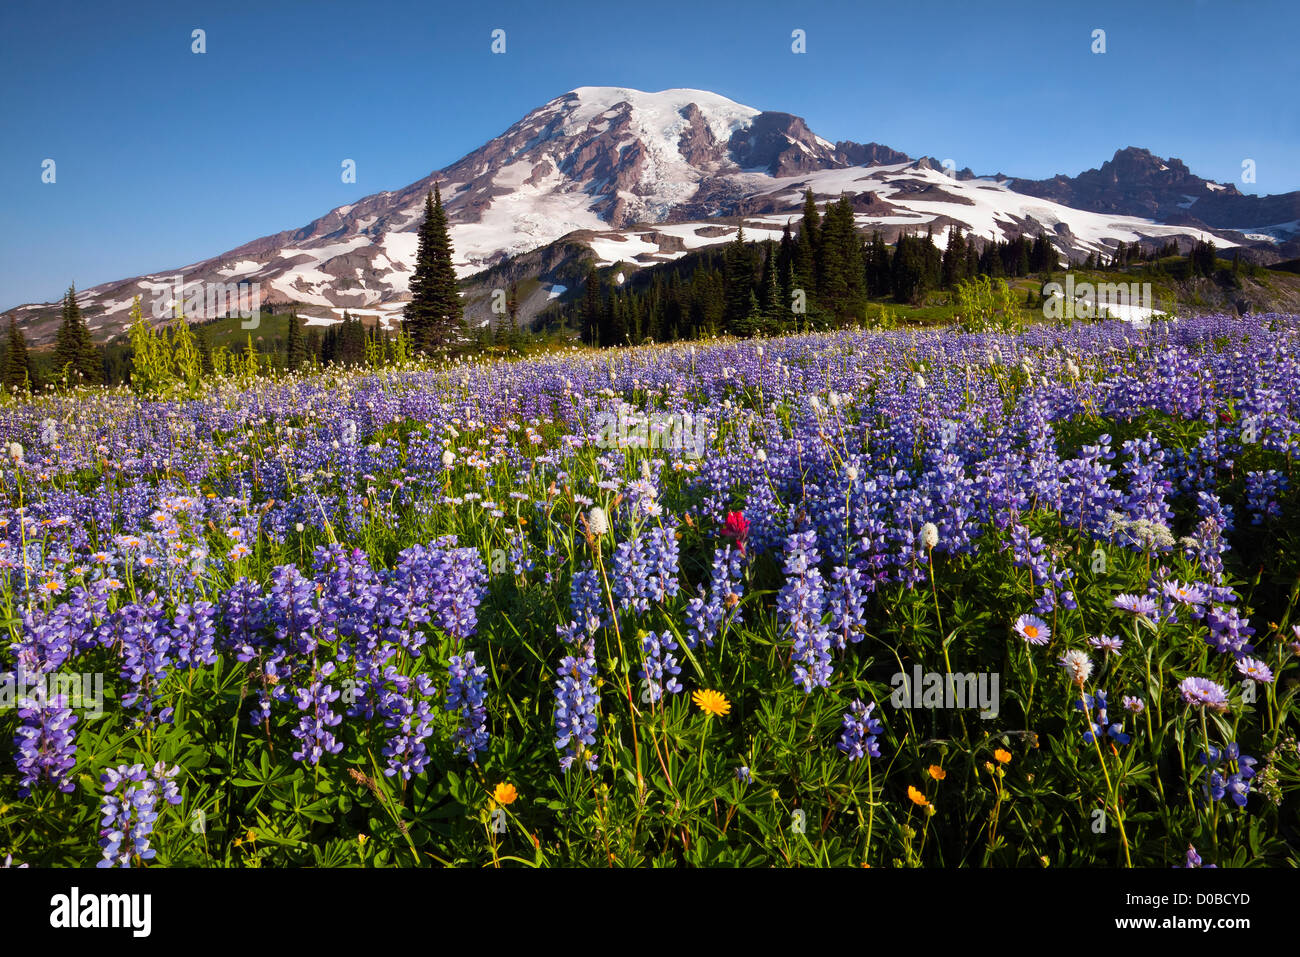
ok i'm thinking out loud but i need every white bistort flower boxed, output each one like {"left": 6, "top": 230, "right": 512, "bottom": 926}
{"left": 587, "top": 506, "right": 610, "bottom": 537}
{"left": 920, "top": 522, "right": 939, "bottom": 549}
{"left": 1059, "top": 650, "right": 1093, "bottom": 686}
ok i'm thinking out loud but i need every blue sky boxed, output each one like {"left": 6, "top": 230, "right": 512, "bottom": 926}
{"left": 2, "top": 0, "right": 1297, "bottom": 308}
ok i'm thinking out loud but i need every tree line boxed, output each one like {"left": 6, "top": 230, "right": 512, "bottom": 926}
{"left": 557, "top": 189, "right": 1070, "bottom": 346}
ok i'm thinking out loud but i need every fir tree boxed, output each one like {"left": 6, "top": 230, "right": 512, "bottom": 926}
{"left": 3, "top": 317, "right": 33, "bottom": 392}
{"left": 793, "top": 191, "right": 819, "bottom": 300}
{"left": 581, "top": 267, "right": 601, "bottom": 346}
{"left": 285, "top": 312, "right": 307, "bottom": 371}
{"left": 723, "top": 228, "right": 756, "bottom": 336}
{"left": 404, "top": 184, "right": 463, "bottom": 352}
{"left": 941, "top": 226, "right": 968, "bottom": 288}
{"left": 53, "top": 285, "right": 101, "bottom": 385}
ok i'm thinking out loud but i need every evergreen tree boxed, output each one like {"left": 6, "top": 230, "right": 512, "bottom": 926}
{"left": 52, "top": 285, "right": 101, "bottom": 385}
{"left": 793, "top": 191, "right": 819, "bottom": 299}
{"left": 941, "top": 226, "right": 967, "bottom": 288}
{"left": 759, "top": 240, "right": 783, "bottom": 332}
{"left": 195, "top": 325, "right": 215, "bottom": 376}
{"left": 581, "top": 267, "right": 601, "bottom": 346}
{"left": 3, "top": 317, "right": 33, "bottom": 392}
{"left": 964, "top": 239, "right": 980, "bottom": 282}
{"left": 723, "top": 228, "right": 756, "bottom": 336}
{"left": 285, "top": 312, "right": 307, "bottom": 371}
{"left": 1191, "top": 239, "right": 1218, "bottom": 277}
{"left": 777, "top": 224, "right": 795, "bottom": 310}
{"left": 404, "top": 185, "right": 463, "bottom": 352}
{"left": 867, "top": 231, "right": 891, "bottom": 298}
{"left": 305, "top": 328, "right": 322, "bottom": 365}
{"left": 1031, "top": 234, "right": 1058, "bottom": 273}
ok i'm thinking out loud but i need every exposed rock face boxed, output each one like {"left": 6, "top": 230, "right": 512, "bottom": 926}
{"left": 1006, "top": 147, "right": 1300, "bottom": 231}
{"left": 8, "top": 92, "right": 1297, "bottom": 342}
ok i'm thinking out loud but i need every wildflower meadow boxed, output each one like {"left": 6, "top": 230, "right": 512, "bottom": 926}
{"left": 1, "top": 314, "right": 1298, "bottom": 868}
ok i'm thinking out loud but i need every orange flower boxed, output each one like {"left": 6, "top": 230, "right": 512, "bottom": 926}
{"left": 692, "top": 688, "right": 731, "bottom": 717}
{"left": 994, "top": 748, "right": 1012, "bottom": 764}
{"left": 907, "top": 785, "right": 930, "bottom": 807}
{"left": 492, "top": 782, "right": 518, "bottom": 806}
{"left": 928, "top": 765, "right": 946, "bottom": 781}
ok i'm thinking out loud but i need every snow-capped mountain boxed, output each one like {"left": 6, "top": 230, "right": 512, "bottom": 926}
{"left": 7, "top": 86, "right": 1298, "bottom": 341}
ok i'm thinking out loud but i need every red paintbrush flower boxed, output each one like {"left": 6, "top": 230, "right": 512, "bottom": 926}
{"left": 722, "top": 511, "right": 749, "bottom": 554}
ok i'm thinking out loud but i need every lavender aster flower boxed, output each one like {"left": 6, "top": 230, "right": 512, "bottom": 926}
{"left": 1014, "top": 614, "right": 1050, "bottom": 646}
{"left": 1235, "top": 657, "right": 1274, "bottom": 684}
{"left": 1179, "top": 676, "right": 1229, "bottom": 712}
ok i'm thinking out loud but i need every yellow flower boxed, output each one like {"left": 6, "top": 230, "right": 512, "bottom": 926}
{"left": 493, "top": 782, "right": 518, "bottom": 806}
{"left": 928, "top": 765, "right": 946, "bottom": 781}
{"left": 984, "top": 761, "right": 996, "bottom": 774}
{"left": 692, "top": 688, "right": 731, "bottom": 717}
{"left": 907, "top": 785, "right": 930, "bottom": 807}
{"left": 357, "top": 833, "right": 368, "bottom": 846}
{"left": 994, "top": 748, "right": 1012, "bottom": 764}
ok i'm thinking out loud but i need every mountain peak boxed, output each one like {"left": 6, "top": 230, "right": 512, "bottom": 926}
{"left": 10, "top": 88, "right": 1295, "bottom": 339}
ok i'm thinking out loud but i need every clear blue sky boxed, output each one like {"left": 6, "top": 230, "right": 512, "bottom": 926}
{"left": 2, "top": 0, "right": 1297, "bottom": 308}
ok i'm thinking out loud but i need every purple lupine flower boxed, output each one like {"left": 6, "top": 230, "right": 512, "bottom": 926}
{"left": 613, "top": 526, "right": 680, "bottom": 613}
{"left": 446, "top": 652, "right": 489, "bottom": 763}
{"left": 1175, "top": 844, "right": 1216, "bottom": 868}
{"left": 379, "top": 670, "right": 437, "bottom": 780}
{"left": 1199, "top": 742, "right": 1256, "bottom": 808}
{"left": 97, "top": 761, "right": 182, "bottom": 868}
{"left": 171, "top": 600, "right": 217, "bottom": 669}
{"left": 290, "top": 668, "right": 344, "bottom": 765}
{"left": 554, "top": 643, "right": 598, "bottom": 773}
{"left": 778, "top": 529, "right": 832, "bottom": 692}
{"left": 13, "top": 692, "right": 79, "bottom": 797}
{"left": 683, "top": 546, "right": 744, "bottom": 650}
{"left": 567, "top": 566, "right": 606, "bottom": 638}
{"left": 115, "top": 594, "right": 175, "bottom": 724}
{"left": 1204, "top": 605, "right": 1256, "bottom": 658}
{"left": 827, "top": 565, "right": 867, "bottom": 649}
{"left": 837, "top": 699, "right": 883, "bottom": 761}
{"left": 1075, "top": 690, "right": 1131, "bottom": 746}
{"left": 637, "top": 630, "right": 682, "bottom": 703}
{"left": 1244, "top": 469, "right": 1287, "bottom": 524}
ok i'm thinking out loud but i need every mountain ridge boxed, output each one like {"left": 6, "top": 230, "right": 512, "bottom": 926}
{"left": 7, "top": 86, "right": 1299, "bottom": 343}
